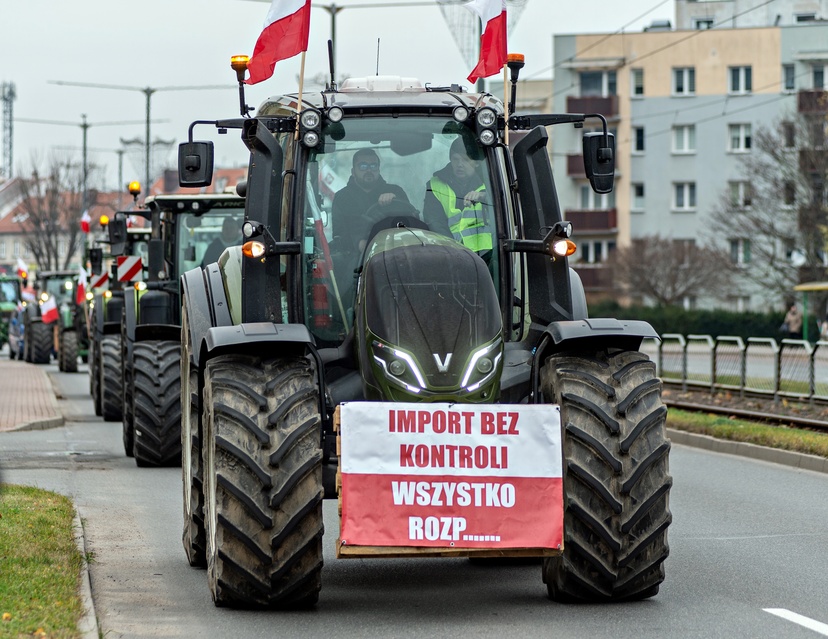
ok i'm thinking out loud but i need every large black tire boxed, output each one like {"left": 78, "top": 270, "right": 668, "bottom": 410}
{"left": 181, "top": 304, "right": 206, "bottom": 567}
{"left": 132, "top": 340, "right": 182, "bottom": 467}
{"left": 30, "top": 321, "right": 52, "bottom": 364}
{"left": 60, "top": 330, "right": 79, "bottom": 373}
{"left": 100, "top": 335, "right": 123, "bottom": 422}
{"left": 202, "top": 355, "right": 323, "bottom": 608}
{"left": 540, "top": 349, "right": 671, "bottom": 602}
{"left": 121, "top": 319, "right": 134, "bottom": 456}
{"left": 90, "top": 340, "right": 102, "bottom": 417}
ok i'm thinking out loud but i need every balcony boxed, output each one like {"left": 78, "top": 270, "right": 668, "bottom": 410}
{"left": 567, "top": 153, "right": 620, "bottom": 177}
{"left": 798, "top": 90, "right": 828, "bottom": 114}
{"left": 565, "top": 208, "right": 618, "bottom": 232}
{"left": 573, "top": 265, "right": 612, "bottom": 291}
{"left": 566, "top": 95, "right": 618, "bottom": 119}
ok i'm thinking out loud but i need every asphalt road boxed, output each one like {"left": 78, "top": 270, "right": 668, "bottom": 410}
{"left": 2, "top": 365, "right": 828, "bottom": 638}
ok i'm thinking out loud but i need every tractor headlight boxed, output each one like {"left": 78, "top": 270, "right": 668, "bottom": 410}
{"left": 453, "top": 106, "right": 470, "bottom": 122}
{"left": 461, "top": 339, "right": 502, "bottom": 391}
{"left": 372, "top": 340, "right": 425, "bottom": 393}
{"left": 327, "top": 106, "right": 344, "bottom": 123}
{"left": 476, "top": 108, "right": 497, "bottom": 127}
{"left": 299, "top": 109, "right": 322, "bottom": 148}
{"left": 475, "top": 107, "right": 499, "bottom": 147}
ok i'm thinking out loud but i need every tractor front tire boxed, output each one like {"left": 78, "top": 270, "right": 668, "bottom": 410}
{"left": 181, "top": 303, "right": 206, "bottom": 567}
{"left": 60, "top": 330, "right": 79, "bottom": 373}
{"left": 100, "top": 335, "right": 123, "bottom": 422}
{"left": 540, "top": 349, "right": 671, "bottom": 602}
{"left": 202, "top": 355, "right": 323, "bottom": 609}
{"left": 132, "top": 340, "right": 181, "bottom": 467}
{"left": 90, "top": 340, "right": 102, "bottom": 417}
{"left": 30, "top": 322, "right": 52, "bottom": 364}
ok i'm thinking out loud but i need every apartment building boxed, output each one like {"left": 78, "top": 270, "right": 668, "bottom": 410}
{"left": 676, "top": 0, "right": 828, "bottom": 29}
{"left": 552, "top": 19, "right": 828, "bottom": 308}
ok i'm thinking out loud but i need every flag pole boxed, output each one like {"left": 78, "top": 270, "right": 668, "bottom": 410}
{"left": 295, "top": 50, "right": 307, "bottom": 140}
{"left": 503, "top": 63, "right": 509, "bottom": 146}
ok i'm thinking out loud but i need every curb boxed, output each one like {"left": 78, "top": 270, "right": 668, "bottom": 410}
{"left": 73, "top": 509, "right": 99, "bottom": 639}
{"left": 667, "top": 428, "right": 828, "bottom": 474}
{"left": 13, "top": 416, "right": 65, "bottom": 432}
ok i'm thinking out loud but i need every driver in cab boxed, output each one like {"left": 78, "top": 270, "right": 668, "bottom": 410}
{"left": 331, "top": 148, "right": 410, "bottom": 255}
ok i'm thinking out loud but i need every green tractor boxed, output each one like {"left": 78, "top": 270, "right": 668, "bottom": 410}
{"left": 121, "top": 193, "right": 244, "bottom": 466}
{"left": 178, "top": 64, "right": 671, "bottom": 608}
{"left": 24, "top": 271, "right": 79, "bottom": 365}
{"left": 0, "top": 274, "right": 22, "bottom": 356}
{"left": 87, "top": 221, "right": 151, "bottom": 422}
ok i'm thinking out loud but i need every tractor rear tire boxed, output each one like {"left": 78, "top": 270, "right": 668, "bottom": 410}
{"left": 202, "top": 355, "right": 323, "bottom": 609}
{"left": 540, "top": 349, "right": 671, "bottom": 602}
{"left": 30, "top": 321, "right": 52, "bottom": 364}
{"left": 121, "top": 322, "right": 134, "bottom": 456}
{"left": 132, "top": 340, "right": 181, "bottom": 467}
{"left": 60, "top": 330, "right": 79, "bottom": 373}
{"left": 100, "top": 335, "right": 123, "bottom": 422}
{"left": 181, "top": 303, "right": 206, "bottom": 567}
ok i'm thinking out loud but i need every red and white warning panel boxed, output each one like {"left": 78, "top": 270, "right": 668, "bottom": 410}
{"left": 90, "top": 271, "right": 109, "bottom": 289}
{"left": 338, "top": 403, "right": 563, "bottom": 557}
{"left": 116, "top": 256, "right": 143, "bottom": 282}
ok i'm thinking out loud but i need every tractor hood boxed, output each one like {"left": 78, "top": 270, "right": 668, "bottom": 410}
{"left": 358, "top": 229, "right": 502, "bottom": 401}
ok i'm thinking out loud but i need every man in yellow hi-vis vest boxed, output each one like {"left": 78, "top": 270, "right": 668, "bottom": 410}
{"left": 423, "top": 137, "right": 494, "bottom": 258}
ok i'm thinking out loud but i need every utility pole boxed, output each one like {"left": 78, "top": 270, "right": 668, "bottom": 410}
{"left": 1, "top": 82, "right": 16, "bottom": 179}
{"left": 49, "top": 81, "right": 228, "bottom": 193}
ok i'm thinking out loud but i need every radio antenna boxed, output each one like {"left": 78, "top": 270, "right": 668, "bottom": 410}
{"left": 327, "top": 39, "right": 336, "bottom": 91}
{"left": 376, "top": 38, "right": 381, "bottom": 76}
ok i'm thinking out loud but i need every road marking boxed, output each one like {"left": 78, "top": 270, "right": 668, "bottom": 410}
{"left": 764, "top": 609, "right": 828, "bottom": 636}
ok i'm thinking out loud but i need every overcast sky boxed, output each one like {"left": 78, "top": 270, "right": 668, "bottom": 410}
{"left": 0, "top": 0, "right": 673, "bottom": 191}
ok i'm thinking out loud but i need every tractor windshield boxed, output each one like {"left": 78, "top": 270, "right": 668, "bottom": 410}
{"left": 44, "top": 278, "right": 75, "bottom": 305}
{"left": 0, "top": 280, "right": 19, "bottom": 303}
{"left": 302, "top": 117, "right": 498, "bottom": 345}
{"left": 175, "top": 208, "right": 245, "bottom": 276}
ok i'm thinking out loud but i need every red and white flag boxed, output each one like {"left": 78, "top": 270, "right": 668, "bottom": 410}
{"left": 246, "top": 0, "right": 311, "bottom": 85}
{"left": 16, "top": 257, "right": 28, "bottom": 279}
{"left": 41, "top": 296, "right": 59, "bottom": 324}
{"left": 80, "top": 210, "right": 91, "bottom": 234}
{"left": 76, "top": 267, "right": 87, "bottom": 306}
{"left": 464, "top": 0, "right": 507, "bottom": 84}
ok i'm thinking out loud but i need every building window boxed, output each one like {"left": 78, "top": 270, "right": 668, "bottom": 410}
{"left": 632, "top": 183, "right": 645, "bottom": 210}
{"left": 726, "top": 295, "right": 752, "bottom": 312}
{"left": 813, "top": 64, "right": 825, "bottom": 89}
{"left": 796, "top": 13, "right": 816, "bottom": 22}
{"left": 673, "top": 67, "right": 696, "bottom": 96}
{"left": 631, "top": 68, "right": 644, "bottom": 97}
{"left": 783, "top": 64, "right": 795, "bottom": 91}
{"left": 673, "top": 182, "right": 696, "bottom": 210}
{"left": 23, "top": 244, "right": 31, "bottom": 258}
{"left": 695, "top": 18, "right": 714, "bottom": 29}
{"left": 729, "top": 181, "right": 753, "bottom": 208}
{"left": 579, "top": 70, "right": 617, "bottom": 97}
{"left": 784, "top": 181, "right": 796, "bottom": 205}
{"left": 13, "top": 240, "right": 20, "bottom": 258}
{"left": 58, "top": 238, "right": 66, "bottom": 257}
{"left": 729, "top": 66, "right": 752, "bottom": 94}
{"left": 730, "top": 238, "right": 751, "bottom": 265}
{"left": 672, "top": 125, "right": 696, "bottom": 153}
{"left": 633, "top": 126, "right": 645, "bottom": 152}
{"left": 783, "top": 121, "right": 796, "bottom": 147}
{"left": 728, "top": 123, "right": 752, "bottom": 152}
{"left": 578, "top": 240, "right": 615, "bottom": 264}
{"left": 579, "top": 183, "right": 615, "bottom": 210}
{"left": 0, "top": 241, "right": 5, "bottom": 259}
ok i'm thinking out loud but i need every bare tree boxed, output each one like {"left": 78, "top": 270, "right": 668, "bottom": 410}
{"left": 706, "top": 108, "right": 828, "bottom": 303}
{"left": 16, "top": 159, "right": 92, "bottom": 271}
{"left": 607, "top": 235, "right": 735, "bottom": 307}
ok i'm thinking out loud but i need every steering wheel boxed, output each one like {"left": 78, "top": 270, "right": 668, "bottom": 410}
{"left": 363, "top": 200, "right": 428, "bottom": 244}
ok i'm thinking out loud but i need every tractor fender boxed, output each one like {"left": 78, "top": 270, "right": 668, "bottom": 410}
{"left": 537, "top": 318, "right": 659, "bottom": 360}
{"left": 569, "top": 268, "right": 588, "bottom": 321}
{"left": 135, "top": 323, "right": 180, "bottom": 343}
{"left": 123, "top": 287, "right": 137, "bottom": 344}
{"left": 181, "top": 264, "right": 234, "bottom": 369}
{"left": 201, "top": 323, "right": 314, "bottom": 365}
{"left": 94, "top": 297, "right": 106, "bottom": 338}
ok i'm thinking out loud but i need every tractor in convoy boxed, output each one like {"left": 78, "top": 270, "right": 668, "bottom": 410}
{"left": 120, "top": 192, "right": 244, "bottom": 466}
{"left": 87, "top": 209, "right": 151, "bottom": 422}
{"left": 0, "top": 274, "right": 22, "bottom": 357}
{"left": 176, "top": 54, "right": 671, "bottom": 609}
{"left": 23, "top": 271, "right": 83, "bottom": 367}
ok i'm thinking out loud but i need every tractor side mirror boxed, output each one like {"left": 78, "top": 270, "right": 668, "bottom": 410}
{"left": 583, "top": 132, "right": 615, "bottom": 194}
{"left": 178, "top": 141, "right": 214, "bottom": 187}
{"left": 108, "top": 216, "right": 128, "bottom": 256}
{"left": 89, "top": 248, "right": 104, "bottom": 275}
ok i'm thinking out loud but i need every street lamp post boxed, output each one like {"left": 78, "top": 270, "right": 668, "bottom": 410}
{"left": 49, "top": 81, "right": 229, "bottom": 193}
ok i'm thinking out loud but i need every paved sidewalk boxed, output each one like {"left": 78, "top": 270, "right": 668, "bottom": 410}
{"left": 0, "top": 359, "right": 64, "bottom": 432}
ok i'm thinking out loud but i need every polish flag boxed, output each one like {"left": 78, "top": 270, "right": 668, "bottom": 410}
{"left": 246, "top": 0, "right": 311, "bottom": 85}
{"left": 16, "top": 257, "right": 28, "bottom": 279}
{"left": 80, "top": 210, "right": 91, "bottom": 234}
{"left": 41, "top": 296, "right": 59, "bottom": 324}
{"left": 76, "top": 267, "right": 87, "bottom": 306}
{"left": 464, "top": 0, "right": 507, "bottom": 84}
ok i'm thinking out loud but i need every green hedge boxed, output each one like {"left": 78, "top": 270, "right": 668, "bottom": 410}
{"left": 589, "top": 301, "right": 820, "bottom": 342}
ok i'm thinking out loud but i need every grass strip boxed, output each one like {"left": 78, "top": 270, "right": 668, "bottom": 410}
{"left": 667, "top": 408, "right": 828, "bottom": 458}
{"left": 0, "top": 484, "right": 84, "bottom": 638}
